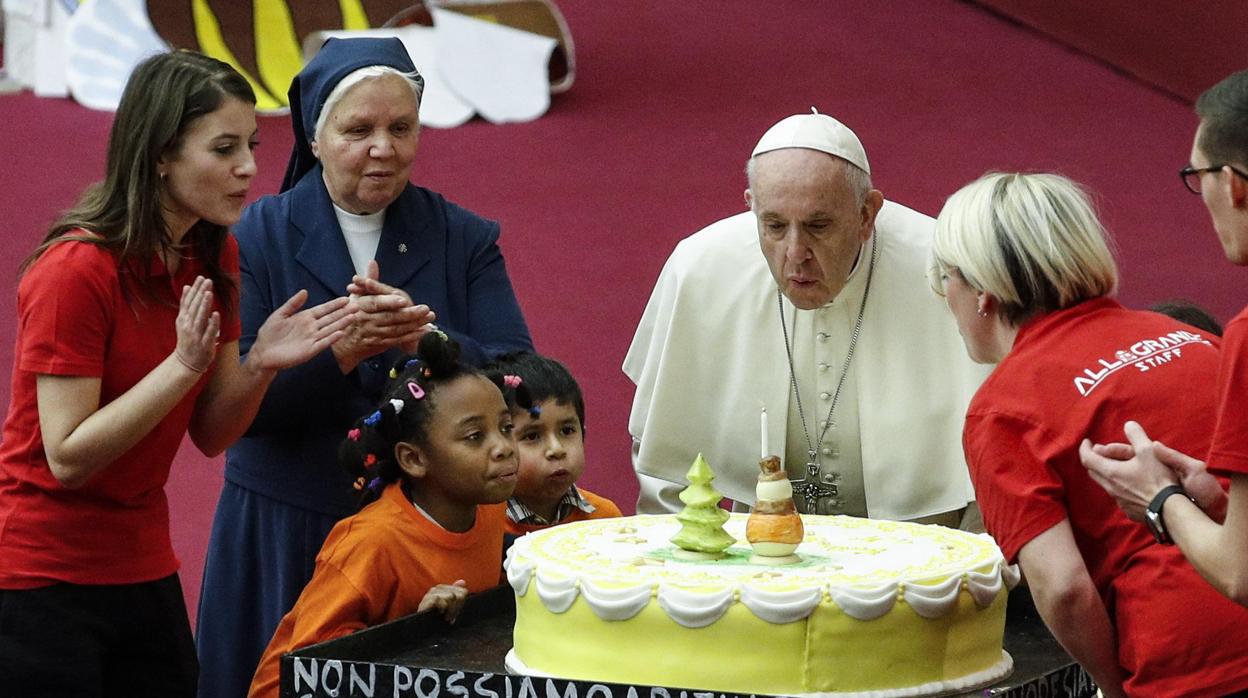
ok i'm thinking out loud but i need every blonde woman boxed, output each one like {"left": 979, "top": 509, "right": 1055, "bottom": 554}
{"left": 932, "top": 172, "right": 1248, "bottom": 697}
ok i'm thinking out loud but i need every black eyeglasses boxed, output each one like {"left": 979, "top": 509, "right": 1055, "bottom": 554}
{"left": 1180, "top": 164, "right": 1248, "bottom": 194}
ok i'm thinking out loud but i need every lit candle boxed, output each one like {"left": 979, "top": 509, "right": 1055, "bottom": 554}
{"left": 760, "top": 407, "right": 769, "bottom": 459}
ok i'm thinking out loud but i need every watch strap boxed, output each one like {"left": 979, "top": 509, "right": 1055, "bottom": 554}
{"left": 1146, "top": 484, "right": 1188, "bottom": 544}
{"left": 1148, "top": 485, "right": 1187, "bottom": 515}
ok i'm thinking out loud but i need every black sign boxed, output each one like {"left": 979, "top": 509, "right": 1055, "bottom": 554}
{"left": 287, "top": 660, "right": 805, "bottom": 698}
{"left": 984, "top": 664, "right": 1096, "bottom": 698}
{"left": 281, "top": 659, "right": 1097, "bottom": 698}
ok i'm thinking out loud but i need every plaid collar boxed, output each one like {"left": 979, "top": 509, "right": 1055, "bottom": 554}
{"left": 507, "top": 485, "right": 596, "bottom": 525}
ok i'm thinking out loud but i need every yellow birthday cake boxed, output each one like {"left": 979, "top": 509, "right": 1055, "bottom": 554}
{"left": 504, "top": 513, "right": 1016, "bottom": 697}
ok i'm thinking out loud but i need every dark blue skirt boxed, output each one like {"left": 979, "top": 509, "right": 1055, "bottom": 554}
{"left": 195, "top": 481, "right": 340, "bottom": 698}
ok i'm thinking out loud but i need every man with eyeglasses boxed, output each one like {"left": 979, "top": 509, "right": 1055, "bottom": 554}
{"left": 1179, "top": 164, "right": 1248, "bottom": 196}
{"left": 1082, "top": 70, "right": 1248, "bottom": 607}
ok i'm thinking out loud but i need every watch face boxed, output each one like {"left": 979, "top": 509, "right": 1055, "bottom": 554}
{"left": 1145, "top": 509, "right": 1167, "bottom": 544}
{"left": 1145, "top": 485, "right": 1186, "bottom": 545}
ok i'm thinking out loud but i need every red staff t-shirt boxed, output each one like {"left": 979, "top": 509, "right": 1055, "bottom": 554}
{"left": 0, "top": 234, "right": 240, "bottom": 588}
{"left": 964, "top": 298, "right": 1248, "bottom": 698}
{"left": 1207, "top": 305, "right": 1248, "bottom": 478}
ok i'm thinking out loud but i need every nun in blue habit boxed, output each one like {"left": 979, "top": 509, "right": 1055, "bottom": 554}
{"left": 195, "top": 37, "right": 532, "bottom": 698}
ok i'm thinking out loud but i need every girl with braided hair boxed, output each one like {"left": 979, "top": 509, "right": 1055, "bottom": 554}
{"left": 248, "top": 332, "right": 519, "bottom": 698}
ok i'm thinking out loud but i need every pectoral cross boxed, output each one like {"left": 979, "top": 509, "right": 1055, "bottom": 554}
{"left": 790, "top": 452, "right": 838, "bottom": 512}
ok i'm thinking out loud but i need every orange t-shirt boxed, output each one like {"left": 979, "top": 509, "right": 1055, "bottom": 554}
{"left": 504, "top": 487, "right": 622, "bottom": 536}
{"left": 248, "top": 482, "right": 505, "bottom": 698}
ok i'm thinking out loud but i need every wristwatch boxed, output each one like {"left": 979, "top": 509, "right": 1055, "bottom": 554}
{"left": 1144, "top": 484, "right": 1190, "bottom": 544}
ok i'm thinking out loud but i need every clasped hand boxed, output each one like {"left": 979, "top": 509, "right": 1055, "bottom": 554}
{"left": 333, "top": 260, "right": 437, "bottom": 373}
{"left": 1080, "top": 420, "right": 1228, "bottom": 523}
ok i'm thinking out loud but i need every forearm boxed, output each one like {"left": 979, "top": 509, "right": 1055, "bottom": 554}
{"left": 1018, "top": 524, "right": 1126, "bottom": 698}
{"left": 1166, "top": 476, "right": 1248, "bottom": 605}
{"left": 43, "top": 357, "right": 202, "bottom": 487}
{"left": 190, "top": 357, "right": 277, "bottom": 456}
{"left": 226, "top": 289, "right": 361, "bottom": 438}
{"left": 1191, "top": 487, "right": 1230, "bottom": 525}
{"left": 1029, "top": 579, "right": 1126, "bottom": 697}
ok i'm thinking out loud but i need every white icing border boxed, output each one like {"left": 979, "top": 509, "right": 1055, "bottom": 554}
{"left": 830, "top": 582, "right": 898, "bottom": 621}
{"left": 967, "top": 560, "right": 1004, "bottom": 609}
{"left": 535, "top": 571, "right": 579, "bottom": 614}
{"left": 504, "top": 649, "right": 1014, "bottom": 698}
{"left": 657, "top": 585, "right": 735, "bottom": 628}
{"left": 902, "top": 574, "right": 963, "bottom": 619}
{"left": 739, "top": 585, "right": 823, "bottom": 624}
{"left": 1003, "top": 562, "right": 1022, "bottom": 588}
{"left": 505, "top": 517, "right": 1015, "bottom": 627}
{"left": 506, "top": 548, "right": 534, "bottom": 597}
{"left": 580, "top": 580, "right": 654, "bottom": 621}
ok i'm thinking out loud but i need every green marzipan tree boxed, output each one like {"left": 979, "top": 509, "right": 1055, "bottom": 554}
{"left": 670, "top": 453, "right": 735, "bottom": 554}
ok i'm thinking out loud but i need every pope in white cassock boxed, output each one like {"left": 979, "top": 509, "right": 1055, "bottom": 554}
{"left": 624, "top": 111, "right": 990, "bottom": 526}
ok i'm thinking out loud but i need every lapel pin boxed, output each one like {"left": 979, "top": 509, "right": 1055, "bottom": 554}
{"left": 398, "top": 243, "right": 408, "bottom": 254}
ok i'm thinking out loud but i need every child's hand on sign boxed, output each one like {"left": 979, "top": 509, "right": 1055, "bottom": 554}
{"left": 420, "top": 580, "right": 469, "bottom": 623}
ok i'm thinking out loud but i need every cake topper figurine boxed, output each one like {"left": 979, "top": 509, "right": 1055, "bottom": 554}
{"left": 746, "top": 456, "right": 804, "bottom": 564}
{"left": 670, "top": 453, "right": 735, "bottom": 559}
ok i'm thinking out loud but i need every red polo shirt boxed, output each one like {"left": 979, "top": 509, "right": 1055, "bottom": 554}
{"left": 1207, "top": 305, "right": 1248, "bottom": 478}
{"left": 964, "top": 298, "right": 1248, "bottom": 697}
{"left": 0, "top": 234, "right": 240, "bottom": 588}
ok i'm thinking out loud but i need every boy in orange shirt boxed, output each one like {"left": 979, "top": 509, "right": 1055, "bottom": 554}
{"left": 487, "top": 353, "right": 622, "bottom": 536}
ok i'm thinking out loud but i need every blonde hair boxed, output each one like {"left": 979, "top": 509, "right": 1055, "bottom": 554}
{"left": 932, "top": 172, "right": 1118, "bottom": 325}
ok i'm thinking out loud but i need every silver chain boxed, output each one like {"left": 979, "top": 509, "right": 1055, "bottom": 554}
{"left": 778, "top": 236, "right": 878, "bottom": 469}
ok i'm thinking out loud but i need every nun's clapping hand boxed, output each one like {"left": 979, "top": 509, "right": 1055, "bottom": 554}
{"left": 331, "top": 261, "right": 437, "bottom": 373}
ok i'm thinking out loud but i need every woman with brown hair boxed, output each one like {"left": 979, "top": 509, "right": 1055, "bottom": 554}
{"left": 0, "top": 50, "right": 351, "bottom": 697}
